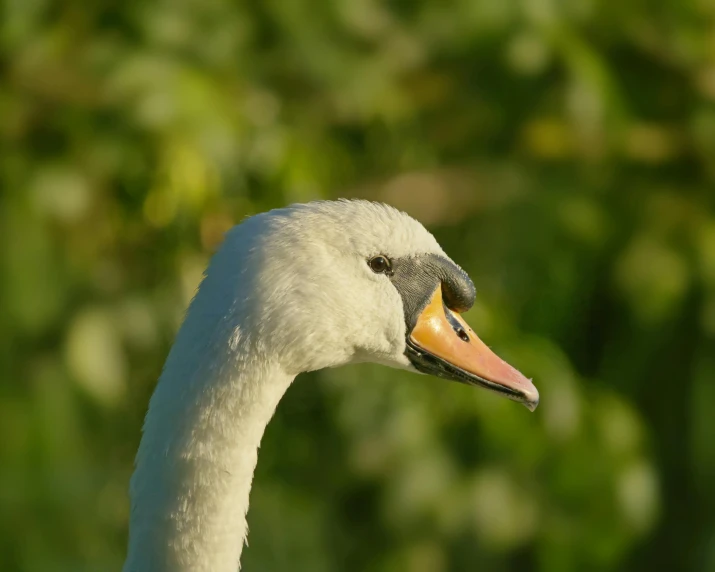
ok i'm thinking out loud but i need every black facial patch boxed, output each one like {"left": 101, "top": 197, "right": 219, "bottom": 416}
{"left": 387, "top": 253, "right": 476, "bottom": 332}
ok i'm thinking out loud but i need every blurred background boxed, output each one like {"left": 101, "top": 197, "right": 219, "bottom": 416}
{"left": 2, "top": 0, "right": 715, "bottom": 570}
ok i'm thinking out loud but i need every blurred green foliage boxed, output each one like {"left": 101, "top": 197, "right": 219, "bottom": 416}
{"left": 2, "top": 0, "right": 715, "bottom": 570}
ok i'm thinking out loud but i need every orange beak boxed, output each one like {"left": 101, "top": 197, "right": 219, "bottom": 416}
{"left": 406, "top": 287, "right": 539, "bottom": 411}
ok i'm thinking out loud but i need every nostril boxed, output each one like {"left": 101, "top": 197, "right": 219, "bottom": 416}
{"left": 456, "top": 328, "right": 470, "bottom": 342}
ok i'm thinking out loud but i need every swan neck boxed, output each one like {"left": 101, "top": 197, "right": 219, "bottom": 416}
{"left": 124, "top": 329, "right": 293, "bottom": 572}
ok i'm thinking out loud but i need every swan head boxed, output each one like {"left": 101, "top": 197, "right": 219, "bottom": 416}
{"left": 214, "top": 200, "right": 538, "bottom": 411}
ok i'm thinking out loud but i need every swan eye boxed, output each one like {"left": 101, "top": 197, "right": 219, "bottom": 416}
{"left": 368, "top": 255, "right": 391, "bottom": 274}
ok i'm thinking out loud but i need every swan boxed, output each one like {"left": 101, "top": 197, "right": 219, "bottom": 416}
{"left": 123, "top": 199, "right": 539, "bottom": 572}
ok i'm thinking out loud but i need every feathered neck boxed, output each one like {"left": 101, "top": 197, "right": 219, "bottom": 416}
{"left": 124, "top": 259, "right": 294, "bottom": 572}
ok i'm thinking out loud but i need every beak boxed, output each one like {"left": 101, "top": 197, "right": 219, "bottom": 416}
{"left": 405, "top": 287, "right": 539, "bottom": 411}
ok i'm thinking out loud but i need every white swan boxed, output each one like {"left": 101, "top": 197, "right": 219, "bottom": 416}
{"left": 123, "top": 200, "right": 538, "bottom": 572}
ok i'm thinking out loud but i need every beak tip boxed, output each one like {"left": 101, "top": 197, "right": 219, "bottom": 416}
{"left": 523, "top": 396, "right": 539, "bottom": 412}
{"left": 521, "top": 384, "right": 540, "bottom": 412}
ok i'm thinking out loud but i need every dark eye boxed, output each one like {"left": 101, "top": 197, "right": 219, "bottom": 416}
{"left": 368, "top": 255, "right": 391, "bottom": 274}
